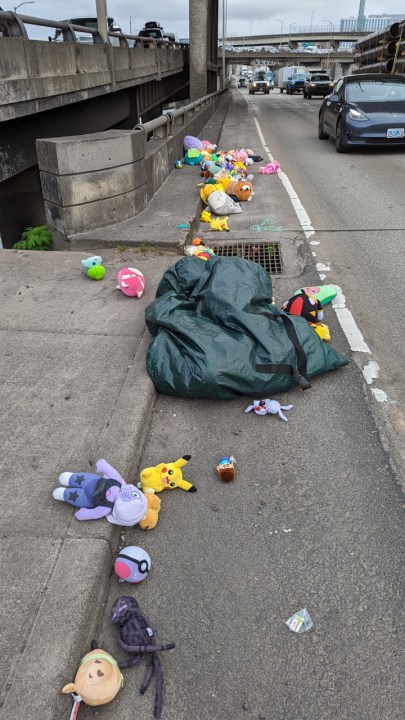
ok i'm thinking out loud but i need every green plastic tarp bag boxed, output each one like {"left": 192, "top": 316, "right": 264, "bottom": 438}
{"left": 145, "top": 256, "right": 349, "bottom": 399}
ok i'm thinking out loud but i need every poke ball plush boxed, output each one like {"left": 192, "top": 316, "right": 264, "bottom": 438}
{"left": 114, "top": 546, "right": 152, "bottom": 583}
{"left": 116, "top": 267, "right": 145, "bottom": 298}
{"left": 174, "top": 160, "right": 183, "bottom": 169}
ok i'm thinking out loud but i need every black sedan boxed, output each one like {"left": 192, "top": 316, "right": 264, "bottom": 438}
{"left": 318, "top": 73, "right": 405, "bottom": 153}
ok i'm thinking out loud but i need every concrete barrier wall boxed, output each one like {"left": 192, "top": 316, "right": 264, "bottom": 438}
{"left": 0, "top": 38, "right": 187, "bottom": 121}
{"left": 37, "top": 94, "right": 230, "bottom": 250}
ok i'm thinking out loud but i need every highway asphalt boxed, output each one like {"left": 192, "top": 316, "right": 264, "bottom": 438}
{"left": 0, "top": 89, "right": 403, "bottom": 720}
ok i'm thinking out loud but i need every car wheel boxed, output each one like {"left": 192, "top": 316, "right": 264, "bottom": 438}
{"left": 303, "top": 90, "right": 307, "bottom": 98}
{"left": 307, "top": 93, "right": 312, "bottom": 99}
{"left": 335, "top": 119, "right": 349, "bottom": 153}
{"left": 318, "top": 114, "right": 329, "bottom": 140}
{"left": 280, "top": 88, "right": 283, "bottom": 93}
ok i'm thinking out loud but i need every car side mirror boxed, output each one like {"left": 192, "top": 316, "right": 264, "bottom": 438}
{"left": 288, "top": 76, "right": 292, "bottom": 80}
{"left": 328, "top": 94, "right": 339, "bottom": 102}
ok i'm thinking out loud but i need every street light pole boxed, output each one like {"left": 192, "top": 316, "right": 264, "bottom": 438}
{"left": 322, "top": 20, "right": 333, "bottom": 69}
{"left": 222, "top": 0, "right": 227, "bottom": 88}
{"left": 96, "top": 0, "right": 108, "bottom": 42}
{"left": 14, "top": 2, "right": 35, "bottom": 12}
{"left": 310, "top": 10, "right": 315, "bottom": 29}
{"left": 274, "top": 19, "right": 283, "bottom": 36}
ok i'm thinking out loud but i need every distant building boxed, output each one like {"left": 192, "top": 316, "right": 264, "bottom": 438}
{"left": 340, "top": 13, "right": 405, "bottom": 33}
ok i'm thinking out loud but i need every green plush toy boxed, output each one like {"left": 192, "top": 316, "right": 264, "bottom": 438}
{"left": 87, "top": 265, "right": 106, "bottom": 280}
{"left": 294, "top": 285, "right": 337, "bottom": 305}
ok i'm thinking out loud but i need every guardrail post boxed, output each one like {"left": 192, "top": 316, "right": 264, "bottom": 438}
{"left": 1, "top": 11, "right": 28, "bottom": 38}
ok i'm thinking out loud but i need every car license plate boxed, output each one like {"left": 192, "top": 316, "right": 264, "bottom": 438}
{"left": 387, "top": 128, "right": 404, "bottom": 138}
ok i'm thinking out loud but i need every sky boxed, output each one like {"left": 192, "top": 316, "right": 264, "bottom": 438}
{"left": 6, "top": 1, "right": 405, "bottom": 41}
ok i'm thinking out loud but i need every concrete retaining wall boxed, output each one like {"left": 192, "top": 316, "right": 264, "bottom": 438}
{"left": 0, "top": 38, "right": 187, "bottom": 122}
{"left": 37, "top": 93, "right": 230, "bottom": 250}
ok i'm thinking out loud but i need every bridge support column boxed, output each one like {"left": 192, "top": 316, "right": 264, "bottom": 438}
{"left": 189, "top": 0, "right": 209, "bottom": 100}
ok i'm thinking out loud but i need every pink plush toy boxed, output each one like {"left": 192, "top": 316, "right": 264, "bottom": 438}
{"left": 259, "top": 161, "right": 280, "bottom": 175}
{"left": 234, "top": 149, "right": 248, "bottom": 163}
{"left": 201, "top": 140, "right": 217, "bottom": 152}
{"left": 116, "top": 268, "right": 145, "bottom": 297}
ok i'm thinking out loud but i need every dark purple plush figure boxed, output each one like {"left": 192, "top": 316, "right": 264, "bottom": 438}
{"left": 111, "top": 596, "right": 175, "bottom": 718}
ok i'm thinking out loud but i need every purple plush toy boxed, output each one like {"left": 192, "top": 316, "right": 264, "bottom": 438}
{"left": 183, "top": 134, "right": 204, "bottom": 152}
{"left": 52, "top": 459, "right": 148, "bottom": 526}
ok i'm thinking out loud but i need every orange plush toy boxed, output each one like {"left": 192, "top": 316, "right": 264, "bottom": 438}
{"left": 62, "top": 645, "right": 123, "bottom": 716}
{"left": 226, "top": 179, "right": 254, "bottom": 202}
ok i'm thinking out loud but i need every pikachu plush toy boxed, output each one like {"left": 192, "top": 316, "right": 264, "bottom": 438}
{"left": 139, "top": 455, "right": 196, "bottom": 494}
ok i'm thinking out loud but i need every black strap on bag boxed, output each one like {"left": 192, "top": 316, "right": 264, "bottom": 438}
{"left": 256, "top": 311, "right": 311, "bottom": 390}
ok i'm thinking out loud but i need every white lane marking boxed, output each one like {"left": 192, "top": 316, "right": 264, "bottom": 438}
{"left": 334, "top": 308, "right": 371, "bottom": 353}
{"left": 372, "top": 388, "right": 388, "bottom": 402}
{"left": 316, "top": 262, "right": 330, "bottom": 272}
{"left": 254, "top": 117, "right": 316, "bottom": 240}
{"left": 363, "top": 360, "right": 380, "bottom": 385}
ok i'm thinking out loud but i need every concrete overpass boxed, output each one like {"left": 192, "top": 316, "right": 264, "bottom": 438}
{"left": 0, "top": 2, "right": 220, "bottom": 246}
{"left": 222, "top": 49, "right": 354, "bottom": 73}
{"left": 226, "top": 30, "right": 368, "bottom": 50}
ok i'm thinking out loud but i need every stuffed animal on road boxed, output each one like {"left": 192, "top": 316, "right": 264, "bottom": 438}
{"left": 81, "top": 255, "right": 105, "bottom": 280}
{"left": 259, "top": 161, "right": 280, "bottom": 174}
{"left": 245, "top": 399, "right": 293, "bottom": 422}
{"left": 114, "top": 545, "right": 152, "bottom": 584}
{"left": 116, "top": 267, "right": 145, "bottom": 298}
{"left": 216, "top": 456, "right": 236, "bottom": 482}
{"left": 184, "top": 148, "right": 203, "bottom": 165}
{"left": 201, "top": 139, "right": 217, "bottom": 152}
{"left": 225, "top": 179, "right": 254, "bottom": 202}
{"left": 282, "top": 289, "right": 331, "bottom": 341}
{"left": 52, "top": 459, "right": 160, "bottom": 529}
{"left": 183, "top": 134, "right": 204, "bottom": 152}
{"left": 200, "top": 209, "right": 212, "bottom": 223}
{"left": 210, "top": 216, "right": 230, "bottom": 231}
{"left": 139, "top": 455, "right": 196, "bottom": 493}
{"left": 185, "top": 240, "right": 216, "bottom": 261}
{"left": 111, "top": 596, "right": 175, "bottom": 719}
{"left": 282, "top": 289, "right": 324, "bottom": 323}
{"left": 62, "top": 644, "right": 123, "bottom": 714}
{"left": 207, "top": 190, "right": 242, "bottom": 216}
{"left": 199, "top": 183, "right": 222, "bottom": 204}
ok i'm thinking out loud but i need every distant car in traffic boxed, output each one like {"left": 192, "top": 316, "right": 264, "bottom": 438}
{"left": 318, "top": 73, "right": 405, "bottom": 152}
{"left": 303, "top": 73, "right": 334, "bottom": 99}
{"left": 249, "top": 73, "right": 270, "bottom": 95}
{"left": 238, "top": 77, "right": 247, "bottom": 88}
{"left": 53, "top": 16, "right": 122, "bottom": 44}
{"left": 286, "top": 74, "right": 306, "bottom": 94}
{"left": 138, "top": 20, "right": 170, "bottom": 46}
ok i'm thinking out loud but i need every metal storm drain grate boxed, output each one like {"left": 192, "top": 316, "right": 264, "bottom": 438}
{"left": 212, "top": 241, "right": 283, "bottom": 275}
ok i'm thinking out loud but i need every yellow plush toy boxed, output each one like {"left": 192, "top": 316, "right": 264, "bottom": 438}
{"left": 210, "top": 216, "right": 230, "bottom": 231}
{"left": 200, "top": 209, "right": 212, "bottom": 223}
{"left": 139, "top": 455, "right": 196, "bottom": 493}
{"left": 138, "top": 491, "right": 161, "bottom": 530}
{"left": 199, "top": 184, "right": 223, "bottom": 204}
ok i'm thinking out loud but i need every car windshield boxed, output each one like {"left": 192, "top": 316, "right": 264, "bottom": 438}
{"left": 293, "top": 75, "right": 306, "bottom": 80}
{"left": 346, "top": 79, "right": 405, "bottom": 103}
{"left": 311, "top": 75, "right": 331, "bottom": 81}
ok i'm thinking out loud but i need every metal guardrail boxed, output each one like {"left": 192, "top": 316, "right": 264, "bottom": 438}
{"left": 0, "top": 10, "right": 188, "bottom": 49}
{"left": 134, "top": 88, "right": 228, "bottom": 139}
